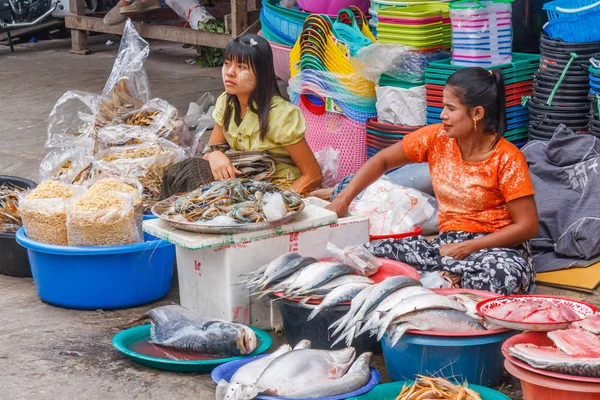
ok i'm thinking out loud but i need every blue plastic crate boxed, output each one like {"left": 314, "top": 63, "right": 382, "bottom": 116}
{"left": 544, "top": 13, "right": 600, "bottom": 43}
{"left": 543, "top": 0, "right": 600, "bottom": 21}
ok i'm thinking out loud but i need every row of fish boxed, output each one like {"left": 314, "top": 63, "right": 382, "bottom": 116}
{"left": 487, "top": 300, "right": 580, "bottom": 324}
{"left": 243, "top": 253, "right": 374, "bottom": 319}
{"left": 215, "top": 340, "right": 372, "bottom": 399}
{"left": 145, "top": 305, "right": 258, "bottom": 356}
{"left": 329, "top": 276, "right": 491, "bottom": 347}
{"left": 508, "top": 313, "right": 600, "bottom": 378}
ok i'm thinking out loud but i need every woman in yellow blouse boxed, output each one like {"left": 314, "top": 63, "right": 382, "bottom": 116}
{"left": 162, "top": 34, "right": 322, "bottom": 197}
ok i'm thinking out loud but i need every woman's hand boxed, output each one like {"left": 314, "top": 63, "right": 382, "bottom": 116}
{"left": 439, "top": 241, "right": 477, "bottom": 260}
{"left": 206, "top": 151, "right": 241, "bottom": 180}
{"left": 325, "top": 197, "right": 350, "bottom": 218}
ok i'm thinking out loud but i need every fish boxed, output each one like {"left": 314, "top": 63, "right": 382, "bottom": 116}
{"left": 334, "top": 276, "right": 422, "bottom": 345}
{"left": 145, "top": 305, "right": 257, "bottom": 356}
{"left": 329, "top": 285, "right": 376, "bottom": 339}
{"left": 293, "top": 339, "right": 312, "bottom": 350}
{"left": 258, "top": 256, "right": 318, "bottom": 290}
{"left": 377, "top": 294, "right": 466, "bottom": 340}
{"left": 243, "top": 253, "right": 301, "bottom": 289}
{"left": 387, "top": 309, "right": 486, "bottom": 345}
{"left": 215, "top": 344, "right": 293, "bottom": 400}
{"left": 356, "top": 286, "right": 433, "bottom": 336}
{"left": 548, "top": 329, "right": 600, "bottom": 357}
{"left": 308, "top": 283, "right": 372, "bottom": 321}
{"left": 283, "top": 262, "right": 356, "bottom": 295}
{"left": 508, "top": 343, "right": 600, "bottom": 378}
{"left": 487, "top": 300, "right": 579, "bottom": 323}
{"left": 237, "top": 348, "right": 357, "bottom": 399}
{"left": 297, "top": 275, "right": 374, "bottom": 296}
{"left": 571, "top": 312, "right": 600, "bottom": 334}
{"left": 285, "top": 352, "right": 373, "bottom": 398}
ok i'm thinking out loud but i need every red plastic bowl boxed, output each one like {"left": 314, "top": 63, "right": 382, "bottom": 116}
{"left": 502, "top": 331, "right": 600, "bottom": 384}
{"left": 504, "top": 359, "right": 600, "bottom": 400}
{"left": 272, "top": 257, "right": 419, "bottom": 305}
{"left": 369, "top": 226, "right": 423, "bottom": 241}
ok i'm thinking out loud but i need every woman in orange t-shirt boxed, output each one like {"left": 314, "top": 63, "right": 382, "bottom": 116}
{"left": 327, "top": 67, "right": 539, "bottom": 295}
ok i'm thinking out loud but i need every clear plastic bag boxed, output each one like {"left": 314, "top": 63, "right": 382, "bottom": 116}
{"left": 351, "top": 43, "right": 450, "bottom": 84}
{"left": 46, "top": 90, "right": 100, "bottom": 149}
{"left": 165, "top": 0, "right": 215, "bottom": 30}
{"left": 67, "top": 190, "right": 143, "bottom": 246}
{"left": 83, "top": 174, "right": 144, "bottom": 200}
{"left": 375, "top": 85, "right": 426, "bottom": 126}
{"left": 327, "top": 242, "right": 381, "bottom": 276}
{"left": 93, "top": 139, "right": 186, "bottom": 209}
{"left": 39, "top": 147, "right": 95, "bottom": 184}
{"left": 349, "top": 176, "right": 435, "bottom": 236}
{"left": 314, "top": 146, "right": 340, "bottom": 187}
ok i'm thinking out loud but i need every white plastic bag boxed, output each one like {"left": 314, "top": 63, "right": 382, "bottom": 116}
{"left": 327, "top": 242, "right": 381, "bottom": 276}
{"left": 314, "top": 146, "right": 340, "bottom": 187}
{"left": 349, "top": 176, "right": 435, "bottom": 236}
{"left": 376, "top": 85, "right": 426, "bottom": 126}
{"left": 39, "top": 147, "right": 95, "bottom": 184}
{"left": 165, "top": 0, "right": 214, "bottom": 30}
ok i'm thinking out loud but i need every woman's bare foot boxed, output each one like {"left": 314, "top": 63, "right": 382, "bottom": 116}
{"left": 309, "top": 187, "right": 334, "bottom": 201}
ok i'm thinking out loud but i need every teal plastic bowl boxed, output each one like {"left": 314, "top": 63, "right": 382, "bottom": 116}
{"left": 346, "top": 381, "right": 511, "bottom": 400}
{"left": 112, "top": 324, "right": 273, "bottom": 372}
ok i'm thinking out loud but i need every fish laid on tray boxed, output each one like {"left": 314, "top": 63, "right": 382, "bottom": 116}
{"left": 330, "top": 280, "right": 488, "bottom": 347}
{"left": 396, "top": 376, "right": 483, "bottom": 400}
{"left": 572, "top": 312, "right": 600, "bottom": 334}
{"left": 508, "top": 328, "right": 600, "bottom": 377}
{"left": 243, "top": 253, "right": 374, "bottom": 313}
{"left": 487, "top": 300, "right": 579, "bottom": 323}
{"left": 157, "top": 178, "right": 303, "bottom": 224}
{"left": 145, "top": 305, "right": 258, "bottom": 356}
{"left": 216, "top": 340, "right": 373, "bottom": 399}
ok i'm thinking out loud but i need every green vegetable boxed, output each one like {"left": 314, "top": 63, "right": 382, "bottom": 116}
{"left": 195, "top": 17, "right": 230, "bottom": 68}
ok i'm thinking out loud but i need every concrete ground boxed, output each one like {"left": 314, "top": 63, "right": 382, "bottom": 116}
{"left": 1, "top": 35, "right": 598, "bottom": 400}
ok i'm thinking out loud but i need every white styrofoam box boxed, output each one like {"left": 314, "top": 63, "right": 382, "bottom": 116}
{"left": 143, "top": 202, "right": 369, "bottom": 329}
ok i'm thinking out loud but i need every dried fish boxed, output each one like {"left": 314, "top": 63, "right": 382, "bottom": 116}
{"left": 0, "top": 183, "right": 25, "bottom": 233}
{"left": 396, "top": 376, "right": 482, "bottom": 400}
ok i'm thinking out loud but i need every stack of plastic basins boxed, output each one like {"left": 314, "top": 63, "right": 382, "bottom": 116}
{"left": 425, "top": 53, "right": 540, "bottom": 148}
{"left": 365, "top": 117, "right": 423, "bottom": 158}
{"left": 260, "top": 0, "right": 310, "bottom": 46}
{"left": 527, "top": 34, "right": 600, "bottom": 141}
{"left": 375, "top": 3, "right": 451, "bottom": 50}
{"left": 449, "top": 0, "right": 513, "bottom": 67}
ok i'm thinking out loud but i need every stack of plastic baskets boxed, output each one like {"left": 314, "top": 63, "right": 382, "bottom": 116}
{"left": 528, "top": 34, "right": 600, "bottom": 141}
{"left": 425, "top": 53, "right": 540, "bottom": 147}
{"left": 260, "top": 0, "right": 310, "bottom": 46}
{"left": 543, "top": 0, "right": 600, "bottom": 43}
{"left": 376, "top": 3, "right": 451, "bottom": 49}
{"left": 366, "top": 117, "right": 423, "bottom": 158}
{"left": 449, "top": 0, "right": 513, "bottom": 67}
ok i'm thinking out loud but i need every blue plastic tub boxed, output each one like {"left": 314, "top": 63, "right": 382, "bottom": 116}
{"left": 381, "top": 330, "right": 517, "bottom": 387}
{"left": 15, "top": 226, "right": 175, "bottom": 310}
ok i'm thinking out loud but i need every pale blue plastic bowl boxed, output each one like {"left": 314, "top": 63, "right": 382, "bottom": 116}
{"left": 16, "top": 221, "right": 175, "bottom": 310}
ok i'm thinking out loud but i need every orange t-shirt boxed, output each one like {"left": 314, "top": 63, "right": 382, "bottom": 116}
{"left": 402, "top": 124, "right": 535, "bottom": 233}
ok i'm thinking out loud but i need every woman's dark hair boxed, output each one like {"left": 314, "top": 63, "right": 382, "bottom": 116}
{"left": 222, "top": 34, "right": 282, "bottom": 141}
{"left": 446, "top": 67, "right": 507, "bottom": 147}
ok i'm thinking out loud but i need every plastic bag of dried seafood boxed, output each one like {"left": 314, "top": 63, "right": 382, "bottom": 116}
{"left": 39, "top": 147, "right": 95, "bottom": 184}
{"left": 92, "top": 139, "right": 186, "bottom": 210}
{"left": 67, "top": 190, "right": 143, "bottom": 246}
{"left": 19, "top": 181, "right": 83, "bottom": 246}
{"left": 46, "top": 91, "right": 100, "bottom": 149}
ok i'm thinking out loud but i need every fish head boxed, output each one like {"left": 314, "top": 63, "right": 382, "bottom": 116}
{"left": 348, "top": 352, "right": 373, "bottom": 374}
{"left": 330, "top": 347, "right": 356, "bottom": 365}
{"left": 238, "top": 326, "right": 258, "bottom": 355}
{"left": 293, "top": 339, "right": 312, "bottom": 350}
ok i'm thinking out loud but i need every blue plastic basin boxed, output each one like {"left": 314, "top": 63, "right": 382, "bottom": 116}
{"left": 381, "top": 330, "right": 517, "bottom": 387}
{"left": 15, "top": 225, "right": 175, "bottom": 310}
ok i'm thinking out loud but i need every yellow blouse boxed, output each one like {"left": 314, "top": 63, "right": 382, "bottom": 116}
{"left": 212, "top": 92, "right": 306, "bottom": 182}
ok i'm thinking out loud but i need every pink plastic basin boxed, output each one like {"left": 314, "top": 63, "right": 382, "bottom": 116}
{"left": 504, "top": 359, "right": 600, "bottom": 400}
{"left": 297, "top": 0, "right": 370, "bottom": 15}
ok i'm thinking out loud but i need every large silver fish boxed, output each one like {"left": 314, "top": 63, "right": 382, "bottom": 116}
{"left": 377, "top": 294, "right": 466, "bottom": 340}
{"left": 258, "top": 256, "right": 318, "bottom": 290}
{"left": 308, "top": 283, "right": 373, "bottom": 321}
{"left": 145, "top": 305, "right": 257, "bottom": 356}
{"left": 283, "top": 262, "right": 356, "bottom": 295}
{"left": 386, "top": 309, "right": 486, "bottom": 345}
{"left": 508, "top": 344, "right": 600, "bottom": 378}
{"left": 298, "top": 275, "right": 374, "bottom": 296}
{"left": 244, "top": 253, "right": 301, "bottom": 289}
{"left": 237, "top": 348, "right": 357, "bottom": 399}
{"left": 329, "top": 285, "right": 376, "bottom": 339}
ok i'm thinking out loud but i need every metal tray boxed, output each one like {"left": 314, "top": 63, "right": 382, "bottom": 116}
{"left": 151, "top": 198, "right": 306, "bottom": 234}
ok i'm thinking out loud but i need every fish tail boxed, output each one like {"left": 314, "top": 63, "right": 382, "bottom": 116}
{"left": 215, "top": 380, "right": 229, "bottom": 400}
{"left": 307, "top": 305, "right": 323, "bottom": 321}
{"left": 330, "top": 317, "right": 348, "bottom": 337}
{"left": 376, "top": 317, "right": 393, "bottom": 341}
{"left": 344, "top": 326, "right": 356, "bottom": 346}
{"left": 390, "top": 324, "right": 412, "bottom": 346}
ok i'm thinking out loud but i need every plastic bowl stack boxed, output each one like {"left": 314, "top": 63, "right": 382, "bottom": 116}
{"left": 425, "top": 53, "right": 540, "bottom": 148}
{"left": 366, "top": 117, "right": 423, "bottom": 158}
{"left": 543, "top": 0, "right": 600, "bottom": 44}
{"left": 528, "top": 34, "right": 600, "bottom": 141}
{"left": 376, "top": 3, "right": 451, "bottom": 50}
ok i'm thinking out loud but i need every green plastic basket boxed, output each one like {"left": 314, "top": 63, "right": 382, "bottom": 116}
{"left": 378, "top": 3, "right": 450, "bottom": 18}
{"left": 345, "top": 381, "right": 511, "bottom": 400}
{"left": 371, "top": 0, "right": 451, "bottom": 12}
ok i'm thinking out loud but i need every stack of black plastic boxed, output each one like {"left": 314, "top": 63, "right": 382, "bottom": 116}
{"left": 528, "top": 34, "right": 600, "bottom": 141}
{"left": 588, "top": 57, "right": 600, "bottom": 138}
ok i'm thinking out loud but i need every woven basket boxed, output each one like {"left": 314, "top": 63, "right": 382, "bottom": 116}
{"left": 269, "top": 40, "right": 292, "bottom": 82}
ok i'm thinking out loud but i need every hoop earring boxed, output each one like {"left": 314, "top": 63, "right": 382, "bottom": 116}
{"left": 473, "top": 119, "right": 477, "bottom": 131}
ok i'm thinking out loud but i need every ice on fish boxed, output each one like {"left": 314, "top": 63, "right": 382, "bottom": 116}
{"left": 145, "top": 305, "right": 257, "bottom": 356}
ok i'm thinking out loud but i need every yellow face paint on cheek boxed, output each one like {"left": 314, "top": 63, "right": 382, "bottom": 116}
{"left": 237, "top": 70, "right": 257, "bottom": 92}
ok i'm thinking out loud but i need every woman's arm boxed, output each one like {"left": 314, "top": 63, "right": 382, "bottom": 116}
{"left": 286, "top": 139, "right": 323, "bottom": 195}
{"left": 439, "top": 195, "right": 539, "bottom": 259}
{"left": 202, "top": 123, "right": 240, "bottom": 179}
{"left": 326, "top": 141, "right": 413, "bottom": 217}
